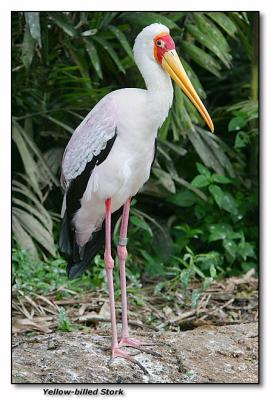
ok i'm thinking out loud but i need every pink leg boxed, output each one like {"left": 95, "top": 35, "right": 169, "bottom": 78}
{"left": 117, "top": 198, "right": 131, "bottom": 341}
{"left": 104, "top": 198, "right": 129, "bottom": 359}
{"left": 104, "top": 199, "right": 151, "bottom": 373}
{"left": 118, "top": 199, "right": 157, "bottom": 351}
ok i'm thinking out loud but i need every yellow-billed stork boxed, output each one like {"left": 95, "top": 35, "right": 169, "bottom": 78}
{"left": 60, "top": 23, "right": 213, "bottom": 371}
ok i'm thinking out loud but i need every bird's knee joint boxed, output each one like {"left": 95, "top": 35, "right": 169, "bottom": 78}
{"left": 117, "top": 245, "right": 128, "bottom": 261}
{"left": 104, "top": 253, "right": 114, "bottom": 270}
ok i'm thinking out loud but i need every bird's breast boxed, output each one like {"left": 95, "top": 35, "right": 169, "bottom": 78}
{"left": 90, "top": 134, "right": 154, "bottom": 202}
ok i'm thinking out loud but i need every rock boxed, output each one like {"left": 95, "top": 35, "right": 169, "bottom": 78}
{"left": 12, "top": 323, "right": 258, "bottom": 383}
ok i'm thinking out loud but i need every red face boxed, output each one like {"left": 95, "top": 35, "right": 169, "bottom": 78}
{"left": 153, "top": 32, "right": 176, "bottom": 64}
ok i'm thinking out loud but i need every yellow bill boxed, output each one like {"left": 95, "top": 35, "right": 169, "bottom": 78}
{"left": 162, "top": 50, "right": 214, "bottom": 133}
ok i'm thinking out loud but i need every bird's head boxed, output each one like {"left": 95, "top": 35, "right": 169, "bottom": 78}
{"left": 134, "top": 23, "right": 214, "bottom": 133}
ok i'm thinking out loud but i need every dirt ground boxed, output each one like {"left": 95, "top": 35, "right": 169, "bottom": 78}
{"left": 12, "top": 322, "right": 258, "bottom": 384}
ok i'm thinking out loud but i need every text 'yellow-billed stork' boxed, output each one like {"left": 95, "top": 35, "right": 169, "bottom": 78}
{"left": 60, "top": 23, "right": 214, "bottom": 372}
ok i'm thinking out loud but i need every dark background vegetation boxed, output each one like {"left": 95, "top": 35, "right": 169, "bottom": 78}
{"left": 12, "top": 12, "right": 259, "bottom": 305}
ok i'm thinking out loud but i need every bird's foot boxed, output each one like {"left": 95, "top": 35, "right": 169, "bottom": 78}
{"left": 119, "top": 336, "right": 151, "bottom": 347}
{"left": 108, "top": 347, "right": 149, "bottom": 375}
{"left": 119, "top": 336, "right": 162, "bottom": 357}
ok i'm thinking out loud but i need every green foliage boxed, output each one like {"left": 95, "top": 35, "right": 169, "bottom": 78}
{"left": 12, "top": 12, "right": 258, "bottom": 291}
{"left": 169, "top": 161, "right": 257, "bottom": 276}
{"left": 12, "top": 247, "right": 106, "bottom": 295}
{"left": 57, "top": 307, "right": 73, "bottom": 332}
{"left": 227, "top": 99, "right": 258, "bottom": 150}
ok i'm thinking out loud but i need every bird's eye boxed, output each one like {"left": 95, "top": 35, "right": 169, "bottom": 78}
{"left": 156, "top": 40, "right": 163, "bottom": 47}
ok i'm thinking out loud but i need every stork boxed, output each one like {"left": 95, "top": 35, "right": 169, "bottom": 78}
{"left": 60, "top": 23, "right": 214, "bottom": 370}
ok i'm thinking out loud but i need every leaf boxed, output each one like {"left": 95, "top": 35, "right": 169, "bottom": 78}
{"left": 210, "top": 265, "right": 217, "bottom": 278}
{"left": 160, "top": 140, "right": 187, "bottom": 156}
{"left": 183, "top": 95, "right": 202, "bottom": 126}
{"left": 139, "top": 250, "right": 163, "bottom": 277}
{"left": 194, "top": 13, "right": 231, "bottom": 52}
{"left": 197, "top": 251, "right": 222, "bottom": 270}
{"left": 165, "top": 12, "right": 186, "bottom": 22}
{"left": 152, "top": 224, "right": 173, "bottom": 261}
{"left": 207, "top": 12, "right": 238, "bottom": 38}
{"left": 174, "top": 86, "right": 194, "bottom": 132}
{"left": 21, "top": 23, "right": 35, "bottom": 69}
{"left": 191, "top": 175, "right": 210, "bottom": 188}
{"left": 208, "top": 184, "right": 225, "bottom": 208}
{"left": 212, "top": 174, "right": 232, "bottom": 184}
{"left": 12, "top": 215, "right": 38, "bottom": 258}
{"left": 194, "top": 204, "right": 206, "bottom": 219}
{"left": 188, "top": 130, "right": 225, "bottom": 175}
{"left": 14, "top": 121, "right": 59, "bottom": 187}
{"left": 203, "top": 277, "right": 213, "bottom": 290}
{"left": 234, "top": 131, "right": 250, "bottom": 149}
{"left": 64, "top": 40, "right": 91, "bottom": 83}
{"left": 129, "top": 208, "right": 166, "bottom": 236}
{"left": 122, "top": 12, "right": 181, "bottom": 31}
{"left": 191, "top": 289, "right": 201, "bottom": 308}
{"left": 92, "top": 36, "right": 125, "bottom": 74}
{"left": 99, "top": 12, "right": 119, "bottom": 29}
{"left": 12, "top": 124, "right": 42, "bottom": 198}
{"left": 208, "top": 223, "right": 232, "bottom": 242}
{"left": 241, "top": 262, "right": 257, "bottom": 272}
{"left": 196, "top": 162, "right": 211, "bottom": 177}
{"left": 209, "top": 185, "right": 238, "bottom": 215}
{"left": 24, "top": 12, "right": 41, "bottom": 46}
{"left": 12, "top": 197, "right": 52, "bottom": 232}
{"left": 13, "top": 208, "right": 56, "bottom": 257}
{"left": 221, "top": 192, "right": 239, "bottom": 215}
{"left": 228, "top": 116, "right": 247, "bottom": 131}
{"left": 180, "top": 269, "right": 191, "bottom": 289}
{"left": 58, "top": 308, "right": 73, "bottom": 332}
{"left": 223, "top": 238, "right": 237, "bottom": 259}
{"left": 167, "top": 190, "right": 197, "bottom": 207}
{"left": 152, "top": 168, "right": 176, "bottom": 193}
{"left": 12, "top": 179, "right": 52, "bottom": 226}
{"left": 45, "top": 115, "right": 74, "bottom": 134}
{"left": 186, "top": 23, "right": 232, "bottom": 68}
{"left": 181, "top": 42, "right": 221, "bottom": 77}
{"left": 130, "top": 215, "right": 153, "bottom": 236}
{"left": 85, "top": 40, "right": 103, "bottom": 79}
{"left": 37, "top": 147, "right": 63, "bottom": 187}
{"left": 240, "top": 12, "right": 250, "bottom": 24}
{"left": 227, "top": 100, "right": 258, "bottom": 121}
{"left": 109, "top": 25, "right": 134, "bottom": 59}
{"left": 193, "top": 265, "right": 206, "bottom": 279}
{"left": 48, "top": 12, "right": 78, "bottom": 37}
{"left": 238, "top": 241, "right": 256, "bottom": 261}
{"left": 196, "top": 127, "right": 236, "bottom": 178}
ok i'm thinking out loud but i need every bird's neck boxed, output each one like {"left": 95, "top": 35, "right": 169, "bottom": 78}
{"left": 139, "top": 60, "right": 174, "bottom": 128}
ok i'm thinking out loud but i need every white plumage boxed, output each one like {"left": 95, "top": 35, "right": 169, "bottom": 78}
{"left": 61, "top": 24, "right": 174, "bottom": 247}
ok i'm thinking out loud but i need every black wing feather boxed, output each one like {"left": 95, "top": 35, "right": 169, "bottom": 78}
{"left": 59, "top": 132, "right": 118, "bottom": 277}
{"left": 151, "top": 138, "right": 158, "bottom": 169}
{"left": 66, "top": 133, "right": 117, "bottom": 218}
{"left": 67, "top": 206, "right": 123, "bottom": 278}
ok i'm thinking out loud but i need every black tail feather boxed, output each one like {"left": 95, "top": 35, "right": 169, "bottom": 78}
{"left": 59, "top": 211, "right": 73, "bottom": 258}
{"left": 60, "top": 207, "right": 123, "bottom": 279}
